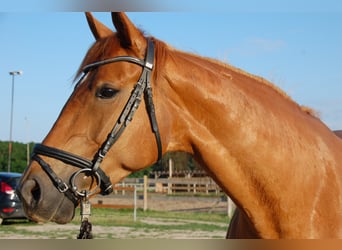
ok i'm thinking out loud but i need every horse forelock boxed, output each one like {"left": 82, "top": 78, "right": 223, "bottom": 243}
{"left": 73, "top": 30, "right": 158, "bottom": 85}
{"left": 74, "top": 35, "right": 118, "bottom": 83}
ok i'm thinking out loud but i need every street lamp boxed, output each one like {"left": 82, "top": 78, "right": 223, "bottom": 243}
{"left": 8, "top": 70, "right": 23, "bottom": 172}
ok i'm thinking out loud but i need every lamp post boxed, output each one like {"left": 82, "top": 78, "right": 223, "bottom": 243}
{"left": 8, "top": 70, "right": 23, "bottom": 172}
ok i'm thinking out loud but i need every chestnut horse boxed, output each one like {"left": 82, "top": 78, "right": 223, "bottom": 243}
{"left": 18, "top": 13, "right": 342, "bottom": 238}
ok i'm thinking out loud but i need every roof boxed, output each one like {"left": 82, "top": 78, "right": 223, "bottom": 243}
{"left": 0, "top": 172, "right": 22, "bottom": 178}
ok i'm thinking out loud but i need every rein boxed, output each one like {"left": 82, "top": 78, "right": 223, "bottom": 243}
{"left": 31, "top": 38, "right": 162, "bottom": 206}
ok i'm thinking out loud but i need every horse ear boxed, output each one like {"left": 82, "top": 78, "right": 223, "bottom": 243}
{"left": 111, "top": 12, "right": 146, "bottom": 54}
{"left": 85, "top": 12, "right": 113, "bottom": 40}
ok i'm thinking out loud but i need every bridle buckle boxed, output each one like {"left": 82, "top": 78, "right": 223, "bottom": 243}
{"left": 57, "top": 181, "right": 69, "bottom": 193}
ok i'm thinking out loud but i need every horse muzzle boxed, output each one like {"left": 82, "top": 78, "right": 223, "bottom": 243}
{"left": 18, "top": 165, "right": 76, "bottom": 224}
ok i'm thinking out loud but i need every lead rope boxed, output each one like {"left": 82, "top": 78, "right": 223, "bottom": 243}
{"left": 77, "top": 191, "right": 93, "bottom": 239}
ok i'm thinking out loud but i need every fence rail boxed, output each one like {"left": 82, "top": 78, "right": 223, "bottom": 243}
{"left": 91, "top": 176, "right": 236, "bottom": 219}
{"left": 117, "top": 177, "right": 223, "bottom": 195}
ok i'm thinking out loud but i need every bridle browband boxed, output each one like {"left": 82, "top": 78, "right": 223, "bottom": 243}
{"left": 31, "top": 38, "right": 162, "bottom": 205}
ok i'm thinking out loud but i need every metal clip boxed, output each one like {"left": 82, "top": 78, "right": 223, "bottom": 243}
{"left": 77, "top": 191, "right": 93, "bottom": 239}
{"left": 80, "top": 191, "right": 91, "bottom": 221}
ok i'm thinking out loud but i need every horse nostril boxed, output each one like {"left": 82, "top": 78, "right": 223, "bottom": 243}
{"left": 20, "top": 179, "right": 41, "bottom": 207}
{"left": 31, "top": 182, "right": 41, "bottom": 203}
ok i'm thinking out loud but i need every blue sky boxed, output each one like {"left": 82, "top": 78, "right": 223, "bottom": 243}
{"left": 0, "top": 10, "right": 342, "bottom": 143}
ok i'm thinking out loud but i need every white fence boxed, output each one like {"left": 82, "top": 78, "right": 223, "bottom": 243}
{"left": 92, "top": 176, "right": 236, "bottom": 219}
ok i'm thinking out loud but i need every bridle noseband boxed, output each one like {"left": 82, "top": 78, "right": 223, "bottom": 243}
{"left": 31, "top": 38, "right": 162, "bottom": 205}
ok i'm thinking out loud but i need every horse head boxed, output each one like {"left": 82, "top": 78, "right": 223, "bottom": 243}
{"left": 18, "top": 13, "right": 165, "bottom": 223}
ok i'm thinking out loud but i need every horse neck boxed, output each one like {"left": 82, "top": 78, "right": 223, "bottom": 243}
{"left": 157, "top": 48, "right": 342, "bottom": 237}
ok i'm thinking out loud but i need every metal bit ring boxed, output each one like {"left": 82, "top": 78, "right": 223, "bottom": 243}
{"left": 70, "top": 168, "right": 101, "bottom": 197}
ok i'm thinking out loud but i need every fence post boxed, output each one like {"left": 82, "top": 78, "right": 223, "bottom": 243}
{"left": 168, "top": 158, "right": 173, "bottom": 194}
{"left": 133, "top": 185, "right": 137, "bottom": 221}
{"left": 227, "top": 195, "right": 236, "bottom": 218}
{"left": 143, "top": 175, "right": 148, "bottom": 211}
{"left": 122, "top": 181, "right": 126, "bottom": 196}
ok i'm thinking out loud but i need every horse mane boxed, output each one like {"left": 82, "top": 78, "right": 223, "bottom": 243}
{"left": 207, "top": 56, "right": 320, "bottom": 118}
{"left": 75, "top": 34, "right": 319, "bottom": 118}
{"left": 152, "top": 38, "right": 319, "bottom": 118}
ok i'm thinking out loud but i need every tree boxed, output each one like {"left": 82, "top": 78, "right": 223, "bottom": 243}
{"left": 0, "top": 141, "right": 34, "bottom": 173}
{"left": 0, "top": 141, "right": 204, "bottom": 177}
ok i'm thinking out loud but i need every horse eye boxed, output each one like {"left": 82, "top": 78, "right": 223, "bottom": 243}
{"left": 96, "top": 86, "right": 118, "bottom": 99}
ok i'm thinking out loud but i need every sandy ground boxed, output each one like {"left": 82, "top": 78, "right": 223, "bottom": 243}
{"left": 0, "top": 194, "right": 231, "bottom": 239}
{"left": 3, "top": 220, "right": 227, "bottom": 239}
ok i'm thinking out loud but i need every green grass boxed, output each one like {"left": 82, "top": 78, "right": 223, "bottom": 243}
{"left": 69, "top": 208, "right": 229, "bottom": 234}
{"left": 72, "top": 207, "right": 228, "bottom": 225}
